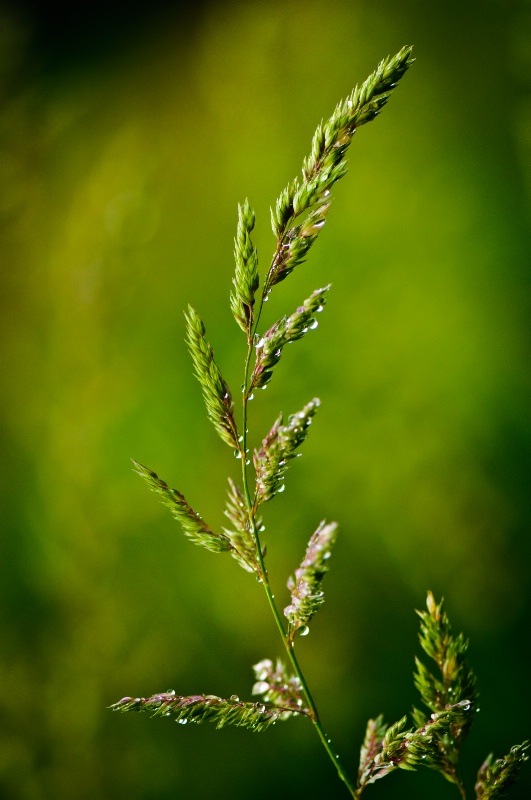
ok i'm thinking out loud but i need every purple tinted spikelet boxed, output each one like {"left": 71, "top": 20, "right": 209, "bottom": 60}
{"left": 475, "top": 743, "right": 530, "bottom": 800}
{"left": 356, "top": 703, "right": 478, "bottom": 793}
{"left": 252, "top": 658, "right": 309, "bottom": 719}
{"left": 284, "top": 520, "right": 337, "bottom": 638}
{"left": 254, "top": 399, "right": 320, "bottom": 505}
{"left": 250, "top": 287, "right": 329, "bottom": 390}
{"left": 111, "top": 691, "right": 301, "bottom": 732}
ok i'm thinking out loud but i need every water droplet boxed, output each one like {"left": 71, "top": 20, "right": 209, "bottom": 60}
{"left": 262, "top": 385, "right": 267, "bottom": 390}
{"left": 178, "top": 718, "right": 188, "bottom": 725}
{"left": 316, "top": 305, "right": 324, "bottom": 312}
{"left": 309, "top": 319, "right": 318, "bottom": 329}
{"left": 165, "top": 711, "right": 171, "bottom": 716}
{"left": 248, "top": 393, "right": 254, "bottom": 401}
{"left": 229, "top": 695, "right": 240, "bottom": 702}
{"left": 302, "top": 327, "right": 308, "bottom": 334}
{"left": 234, "top": 450, "right": 242, "bottom": 459}
{"left": 245, "top": 459, "right": 250, "bottom": 465}
{"left": 277, "top": 484, "right": 285, "bottom": 493}
{"left": 299, "top": 626, "right": 310, "bottom": 637}
{"left": 238, "top": 435, "right": 244, "bottom": 443}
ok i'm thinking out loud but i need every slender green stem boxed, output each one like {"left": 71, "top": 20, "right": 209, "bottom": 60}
{"left": 237, "top": 292, "right": 358, "bottom": 799}
{"left": 454, "top": 772, "right": 467, "bottom": 799}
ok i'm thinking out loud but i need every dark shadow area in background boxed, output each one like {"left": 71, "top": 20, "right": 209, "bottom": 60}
{"left": 6, "top": 0, "right": 208, "bottom": 72}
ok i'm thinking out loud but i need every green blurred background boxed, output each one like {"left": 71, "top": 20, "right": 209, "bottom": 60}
{"left": 1, "top": 0, "right": 530, "bottom": 798}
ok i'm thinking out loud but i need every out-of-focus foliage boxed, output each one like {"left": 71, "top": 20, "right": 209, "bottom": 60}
{"left": 0, "top": 1, "right": 529, "bottom": 798}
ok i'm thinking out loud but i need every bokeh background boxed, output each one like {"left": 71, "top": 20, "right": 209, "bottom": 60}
{"left": 1, "top": 0, "right": 530, "bottom": 798}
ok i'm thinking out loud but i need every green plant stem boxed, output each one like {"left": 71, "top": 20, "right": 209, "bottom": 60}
{"left": 262, "top": 557, "right": 357, "bottom": 798}
{"left": 455, "top": 774, "right": 467, "bottom": 799}
{"left": 238, "top": 298, "right": 357, "bottom": 799}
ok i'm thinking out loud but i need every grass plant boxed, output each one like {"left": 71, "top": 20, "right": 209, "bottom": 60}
{"left": 111, "top": 47, "right": 528, "bottom": 798}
